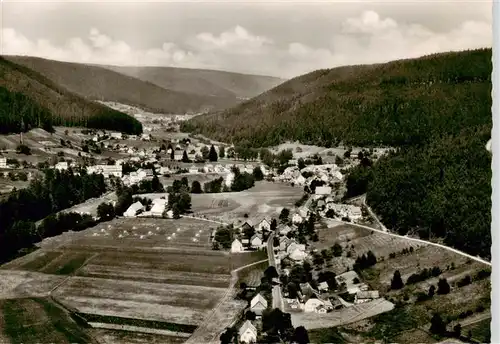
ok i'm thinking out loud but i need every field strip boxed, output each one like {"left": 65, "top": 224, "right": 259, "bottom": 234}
{"left": 87, "top": 323, "right": 192, "bottom": 337}
{"left": 319, "top": 197, "right": 491, "bottom": 266}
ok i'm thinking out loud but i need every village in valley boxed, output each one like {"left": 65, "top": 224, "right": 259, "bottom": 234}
{"left": 0, "top": 99, "right": 491, "bottom": 344}
{"left": 0, "top": 3, "right": 492, "bottom": 343}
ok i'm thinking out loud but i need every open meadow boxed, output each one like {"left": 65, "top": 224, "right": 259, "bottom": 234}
{"left": 0, "top": 216, "right": 267, "bottom": 343}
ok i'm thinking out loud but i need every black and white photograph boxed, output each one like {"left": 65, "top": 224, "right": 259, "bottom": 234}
{"left": 0, "top": 1, "right": 494, "bottom": 343}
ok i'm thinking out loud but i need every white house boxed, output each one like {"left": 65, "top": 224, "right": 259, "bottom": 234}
{"left": 304, "top": 297, "right": 325, "bottom": 313}
{"left": 124, "top": 201, "right": 144, "bottom": 217}
{"left": 203, "top": 164, "right": 214, "bottom": 173}
{"left": 55, "top": 161, "right": 69, "bottom": 171}
{"left": 231, "top": 239, "right": 244, "bottom": 253}
{"left": 239, "top": 320, "right": 258, "bottom": 344}
{"left": 250, "top": 235, "right": 263, "bottom": 249}
{"left": 354, "top": 290, "right": 380, "bottom": 304}
{"left": 292, "top": 213, "right": 304, "bottom": 224}
{"left": 256, "top": 218, "right": 271, "bottom": 232}
{"left": 110, "top": 132, "right": 122, "bottom": 140}
{"left": 0, "top": 157, "right": 7, "bottom": 168}
{"left": 250, "top": 294, "right": 268, "bottom": 316}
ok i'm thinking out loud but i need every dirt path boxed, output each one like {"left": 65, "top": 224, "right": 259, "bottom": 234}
{"left": 185, "top": 259, "right": 268, "bottom": 344}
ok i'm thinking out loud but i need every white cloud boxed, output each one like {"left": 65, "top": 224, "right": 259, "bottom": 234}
{"left": 1, "top": 11, "right": 491, "bottom": 78}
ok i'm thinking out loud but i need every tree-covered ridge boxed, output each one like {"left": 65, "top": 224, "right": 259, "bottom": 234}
{"left": 0, "top": 57, "right": 142, "bottom": 134}
{"left": 365, "top": 124, "right": 491, "bottom": 258}
{"left": 182, "top": 49, "right": 491, "bottom": 148}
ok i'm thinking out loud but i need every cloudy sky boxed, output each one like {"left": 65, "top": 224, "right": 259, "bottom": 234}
{"left": 0, "top": 0, "right": 492, "bottom": 78}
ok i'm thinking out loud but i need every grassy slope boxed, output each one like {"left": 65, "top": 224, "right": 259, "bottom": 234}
{"left": 103, "top": 65, "right": 285, "bottom": 99}
{"left": 0, "top": 57, "right": 142, "bottom": 134}
{"left": 5, "top": 56, "right": 241, "bottom": 114}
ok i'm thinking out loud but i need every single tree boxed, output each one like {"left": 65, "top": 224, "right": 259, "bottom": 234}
{"left": 391, "top": 270, "right": 404, "bottom": 290}
{"left": 429, "top": 313, "right": 446, "bottom": 335}
{"left": 201, "top": 146, "right": 210, "bottom": 160}
{"left": 253, "top": 166, "right": 264, "bottom": 181}
{"left": 437, "top": 278, "right": 451, "bottom": 295}
{"left": 293, "top": 326, "right": 310, "bottom": 344}
{"left": 208, "top": 145, "right": 218, "bottom": 161}
{"left": 332, "top": 243, "right": 343, "bottom": 257}
{"left": 191, "top": 180, "right": 202, "bottom": 193}
{"left": 219, "top": 146, "right": 225, "bottom": 159}
{"left": 181, "top": 150, "right": 190, "bottom": 163}
{"left": 270, "top": 218, "right": 278, "bottom": 232}
{"left": 279, "top": 208, "right": 290, "bottom": 223}
{"left": 428, "top": 285, "right": 436, "bottom": 297}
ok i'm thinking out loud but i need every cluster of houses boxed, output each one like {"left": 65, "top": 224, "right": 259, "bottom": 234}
{"left": 315, "top": 197, "right": 363, "bottom": 222}
{"left": 238, "top": 293, "right": 269, "bottom": 343}
{"left": 280, "top": 270, "right": 381, "bottom": 314}
{"left": 275, "top": 163, "right": 344, "bottom": 188}
{"left": 230, "top": 218, "right": 272, "bottom": 252}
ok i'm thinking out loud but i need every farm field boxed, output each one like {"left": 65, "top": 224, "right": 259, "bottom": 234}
{"left": 91, "top": 328, "right": 188, "bottom": 344}
{"left": 0, "top": 297, "right": 94, "bottom": 344}
{"left": 0, "top": 216, "right": 267, "bottom": 342}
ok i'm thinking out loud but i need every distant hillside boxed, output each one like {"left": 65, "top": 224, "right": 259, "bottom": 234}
{"left": 5, "top": 56, "right": 242, "bottom": 114}
{"left": 103, "top": 65, "right": 285, "bottom": 100}
{"left": 0, "top": 57, "right": 142, "bottom": 134}
{"left": 183, "top": 49, "right": 492, "bottom": 259}
{"left": 182, "top": 49, "right": 491, "bottom": 148}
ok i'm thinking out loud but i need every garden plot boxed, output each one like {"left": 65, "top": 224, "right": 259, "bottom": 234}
{"left": 0, "top": 270, "right": 66, "bottom": 299}
{"left": 53, "top": 277, "right": 226, "bottom": 326}
{"left": 312, "top": 222, "right": 372, "bottom": 251}
{"left": 291, "top": 298, "right": 394, "bottom": 330}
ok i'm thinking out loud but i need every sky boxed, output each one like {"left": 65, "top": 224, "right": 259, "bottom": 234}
{"left": 0, "top": 0, "right": 493, "bottom": 79}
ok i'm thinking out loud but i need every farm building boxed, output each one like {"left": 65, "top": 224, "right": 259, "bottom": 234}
{"left": 315, "top": 186, "right": 332, "bottom": 195}
{"left": 174, "top": 152, "right": 184, "bottom": 161}
{"left": 304, "top": 295, "right": 324, "bottom": 313}
{"left": 149, "top": 199, "right": 168, "bottom": 217}
{"left": 124, "top": 201, "right": 144, "bottom": 217}
{"left": 0, "top": 157, "right": 6, "bottom": 168}
{"left": 354, "top": 291, "right": 380, "bottom": 304}
{"left": 87, "top": 164, "right": 123, "bottom": 178}
{"left": 231, "top": 239, "right": 244, "bottom": 253}
{"left": 250, "top": 294, "right": 268, "bottom": 316}
{"left": 189, "top": 165, "right": 199, "bottom": 174}
{"left": 110, "top": 132, "right": 122, "bottom": 139}
{"left": 239, "top": 320, "right": 258, "bottom": 344}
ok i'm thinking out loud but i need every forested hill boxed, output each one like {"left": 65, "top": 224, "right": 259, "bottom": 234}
{"left": 0, "top": 57, "right": 142, "bottom": 134}
{"left": 181, "top": 49, "right": 491, "bottom": 148}
{"left": 103, "top": 65, "right": 285, "bottom": 100}
{"left": 6, "top": 56, "right": 280, "bottom": 114}
{"left": 183, "top": 48, "right": 492, "bottom": 259}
